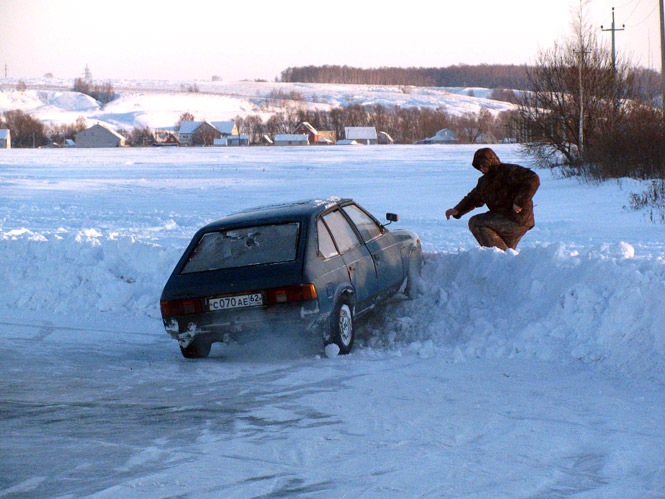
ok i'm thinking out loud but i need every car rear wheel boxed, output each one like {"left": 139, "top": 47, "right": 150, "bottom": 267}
{"left": 329, "top": 296, "right": 354, "bottom": 354}
{"left": 180, "top": 334, "right": 212, "bottom": 359}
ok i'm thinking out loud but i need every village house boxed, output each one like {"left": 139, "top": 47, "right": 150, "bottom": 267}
{"left": 293, "top": 122, "right": 336, "bottom": 145}
{"left": 177, "top": 120, "right": 239, "bottom": 146}
{"left": 177, "top": 121, "right": 221, "bottom": 146}
{"left": 377, "top": 131, "right": 394, "bottom": 144}
{"left": 210, "top": 121, "right": 239, "bottom": 137}
{"left": 152, "top": 130, "right": 180, "bottom": 147}
{"left": 274, "top": 134, "right": 309, "bottom": 146}
{"left": 344, "top": 126, "right": 378, "bottom": 145}
{"left": 213, "top": 135, "right": 250, "bottom": 146}
{"left": 0, "top": 129, "right": 11, "bottom": 148}
{"left": 293, "top": 122, "right": 317, "bottom": 143}
{"left": 75, "top": 123, "right": 126, "bottom": 148}
{"left": 315, "top": 130, "right": 336, "bottom": 144}
{"left": 415, "top": 128, "right": 457, "bottom": 144}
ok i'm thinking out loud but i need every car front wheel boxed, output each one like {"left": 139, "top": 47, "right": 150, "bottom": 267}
{"left": 180, "top": 334, "right": 212, "bottom": 359}
{"left": 405, "top": 250, "right": 423, "bottom": 300}
{"left": 329, "top": 296, "right": 354, "bottom": 354}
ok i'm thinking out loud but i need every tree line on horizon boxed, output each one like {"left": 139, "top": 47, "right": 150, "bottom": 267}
{"left": 279, "top": 63, "right": 659, "bottom": 102}
{"left": 280, "top": 64, "right": 532, "bottom": 89}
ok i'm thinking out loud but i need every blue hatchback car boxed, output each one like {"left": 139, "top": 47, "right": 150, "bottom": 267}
{"left": 160, "top": 198, "right": 422, "bottom": 358}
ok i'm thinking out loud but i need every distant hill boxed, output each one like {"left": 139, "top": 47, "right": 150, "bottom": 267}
{"left": 280, "top": 64, "right": 531, "bottom": 90}
{"left": 0, "top": 79, "right": 516, "bottom": 131}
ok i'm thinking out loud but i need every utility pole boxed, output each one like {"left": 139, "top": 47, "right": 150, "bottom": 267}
{"left": 601, "top": 7, "right": 625, "bottom": 72}
{"left": 660, "top": 0, "right": 665, "bottom": 112}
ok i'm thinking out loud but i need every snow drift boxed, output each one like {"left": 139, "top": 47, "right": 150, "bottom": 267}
{"left": 2, "top": 226, "right": 663, "bottom": 383}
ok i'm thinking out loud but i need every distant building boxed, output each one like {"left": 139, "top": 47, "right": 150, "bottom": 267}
{"left": 274, "top": 134, "right": 309, "bottom": 146}
{"left": 75, "top": 124, "right": 126, "bottom": 148}
{"left": 0, "top": 129, "right": 10, "bottom": 149}
{"left": 293, "top": 122, "right": 318, "bottom": 144}
{"left": 210, "top": 121, "right": 239, "bottom": 137}
{"left": 153, "top": 131, "right": 180, "bottom": 147}
{"left": 344, "top": 127, "right": 377, "bottom": 145}
{"left": 315, "top": 130, "right": 336, "bottom": 144}
{"left": 293, "top": 122, "right": 337, "bottom": 144}
{"left": 213, "top": 135, "right": 250, "bottom": 146}
{"left": 415, "top": 128, "right": 457, "bottom": 144}
{"left": 474, "top": 132, "right": 497, "bottom": 144}
{"left": 377, "top": 131, "right": 394, "bottom": 144}
{"left": 177, "top": 121, "right": 221, "bottom": 146}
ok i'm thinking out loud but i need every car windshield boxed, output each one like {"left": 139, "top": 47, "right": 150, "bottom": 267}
{"left": 181, "top": 222, "right": 300, "bottom": 273}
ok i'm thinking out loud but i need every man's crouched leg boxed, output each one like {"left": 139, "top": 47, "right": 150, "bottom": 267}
{"left": 468, "top": 212, "right": 529, "bottom": 250}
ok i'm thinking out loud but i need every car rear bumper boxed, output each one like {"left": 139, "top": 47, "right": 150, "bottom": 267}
{"left": 162, "top": 300, "right": 325, "bottom": 347}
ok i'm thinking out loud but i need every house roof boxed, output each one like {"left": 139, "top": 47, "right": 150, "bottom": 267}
{"left": 178, "top": 121, "right": 205, "bottom": 134}
{"left": 210, "top": 121, "right": 236, "bottom": 134}
{"left": 76, "top": 123, "right": 125, "bottom": 141}
{"left": 295, "top": 122, "right": 317, "bottom": 134}
{"left": 433, "top": 129, "right": 456, "bottom": 140}
{"left": 274, "top": 134, "right": 309, "bottom": 142}
{"left": 344, "top": 127, "right": 377, "bottom": 140}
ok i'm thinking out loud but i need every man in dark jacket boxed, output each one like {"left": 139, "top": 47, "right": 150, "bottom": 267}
{"left": 445, "top": 148, "right": 540, "bottom": 250}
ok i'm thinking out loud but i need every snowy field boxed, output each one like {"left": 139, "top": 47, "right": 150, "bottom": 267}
{"left": 1, "top": 143, "right": 665, "bottom": 497}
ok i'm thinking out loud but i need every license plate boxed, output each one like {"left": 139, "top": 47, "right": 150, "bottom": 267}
{"left": 208, "top": 293, "right": 263, "bottom": 311}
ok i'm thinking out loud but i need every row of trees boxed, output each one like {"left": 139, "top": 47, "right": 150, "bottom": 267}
{"left": 234, "top": 104, "right": 514, "bottom": 145}
{"left": 1, "top": 103, "right": 514, "bottom": 148}
{"left": 280, "top": 63, "right": 659, "bottom": 102}
{"left": 280, "top": 64, "right": 533, "bottom": 89}
{"left": 0, "top": 110, "right": 87, "bottom": 148}
{"left": 72, "top": 78, "right": 117, "bottom": 104}
{"left": 512, "top": 6, "right": 663, "bottom": 181}
{"left": 508, "top": 4, "right": 664, "bottom": 220}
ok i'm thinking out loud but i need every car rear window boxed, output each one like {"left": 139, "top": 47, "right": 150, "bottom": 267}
{"left": 181, "top": 222, "right": 300, "bottom": 273}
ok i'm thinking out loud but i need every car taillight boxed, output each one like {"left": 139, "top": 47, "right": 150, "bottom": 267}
{"left": 160, "top": 298, "right": 204, "bottom": 317}
{"left": 266, "top": 284, "right": 318, "bottom": 305}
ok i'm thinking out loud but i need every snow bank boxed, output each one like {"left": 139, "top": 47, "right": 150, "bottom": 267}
{"left": 3, "top": 228, "right": 663, "bottom": 383}
{"left": 0, "top": 228, "right": 177, "bottom": 319}
{"left": 371, "top": 243, "right": 665, "bottom": 382}
{"left": 0, "top": 89, "right": 99, "bottom": 113}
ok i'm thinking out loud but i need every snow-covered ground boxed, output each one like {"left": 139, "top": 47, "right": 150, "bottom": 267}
{"left": 1, "top": 143, "right": 665, "bottom": 498}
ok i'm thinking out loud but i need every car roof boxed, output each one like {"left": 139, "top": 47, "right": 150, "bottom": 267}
{"left": 201, "top": 197, "right": 353, "bottom": 231}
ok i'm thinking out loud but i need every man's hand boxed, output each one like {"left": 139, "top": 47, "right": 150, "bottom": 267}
{"left": 513, "top": 203, "right": 522, "bottom": 214}
{"left": 445, "top": 208, "right": 459, "bottom": 220}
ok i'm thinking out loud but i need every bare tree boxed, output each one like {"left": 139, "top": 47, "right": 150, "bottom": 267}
{"left": 2, "top": 110, "right": 47, "bottom": 147}
{"left": 514, "top": 2, "right": 633, "bottom": 167}
{"left": 175, "top": 112, "right": 195, "bottom": 130}
{"left": 47, "top": 116, "right": 87, "bottom": 145}
{"left": 127, "top": 126, "right": 155, "bottom": 147}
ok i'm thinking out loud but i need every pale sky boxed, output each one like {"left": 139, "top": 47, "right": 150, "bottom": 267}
{"left": 0, "top": 0, "right": 660, "bottom": 82}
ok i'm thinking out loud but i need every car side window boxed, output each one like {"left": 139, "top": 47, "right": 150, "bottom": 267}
{"left": 322, "top": 210, "right": 361, "bottom": 254}
{"left": 342, "top": 204, "right": 382, "bottom": 242}
{"left": 317, "top": 218, "right": 339, "bottom": 258}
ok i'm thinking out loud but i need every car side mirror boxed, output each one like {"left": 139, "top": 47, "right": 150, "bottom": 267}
{"left": 384, "top": 213, "right": 399, "bottom": 226}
